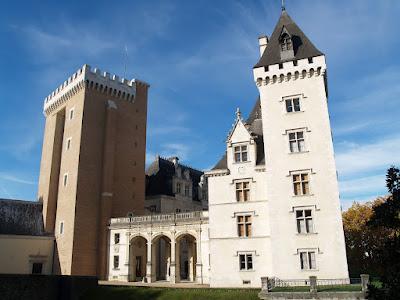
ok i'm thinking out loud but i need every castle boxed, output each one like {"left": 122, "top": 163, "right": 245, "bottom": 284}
{"left": 0, "top": 8, "right": 348, "bottom": 288}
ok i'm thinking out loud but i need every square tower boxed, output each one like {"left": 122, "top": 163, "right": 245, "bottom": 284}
{"left": 37, "top": 64, "right": 149, "bottom": 278}
{"left": 253, "top": 10, "right": 348, "bottom": 279}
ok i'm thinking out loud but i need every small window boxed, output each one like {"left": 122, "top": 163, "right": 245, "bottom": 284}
{"left": 300, "top": 251, "right": 316, "bottom": 270}
{"left": 63, "top": 173, "right": 68, "bottom": 187}
{"left": 280, "top": 34, "right": 292, "bottom": 51}
{"left": 237, "top": 215, "right": 252, "bottom": 237}
{"left": 184, "top": 184, "right": 190, "bottom": 197}
{"left": 279, "top": 63, "right": 283, "bottom": 69}
{"left": 114, "top": 233, "right": 120, "bottom": 244}
{"left": 59, "top": 221, "right": 64, "bottom": 235}
{"left": 236, "top": 182, "right": 250, "bottom": 202}
{"left": 239, "top": 254, "right": 253, "bottom": 270}
{"left": 293, "top": 173, "right": 310, "bottom": 196}
{"left": 234, "top": 145, "right": 248, "bottom": 163}
{"left": 289, "top": 131, "right": 305, "bottom": 153}
{"left": 176, "top": 208, "right": 181, "bottom": 213}
{"left": 293, "top": 60, "right": 298, "bottom": 66}
{"left": 66, "top": 138, "right": 72, "bottom": 151}
{"left": 69, "top": 108, "right": 74, "bottom": 120}
{"left": 32, "top": 262, "right": 43, "bottom": 274}
{"left": 296, "top": 210, "right": 314, "bottom": 234}
{"left": 308, "top": 57, "right": 313, "bottom": 63}
{"left": 113, "top": 256, "right": 119, "bottom": 269}
{"left": 176, "top": 183, "right": 181, "bottom": 194}
{"left": 285, "top": 98, "right": 301, "bottom": 113}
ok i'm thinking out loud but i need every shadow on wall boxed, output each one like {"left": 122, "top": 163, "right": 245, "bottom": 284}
{"left": 0, "top": 274, "right": 97, "bottom": 300}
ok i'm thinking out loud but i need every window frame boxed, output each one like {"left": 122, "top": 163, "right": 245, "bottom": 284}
{"left": 184, "top": 184, "right": 190, "bottom": 197}
{"left": 59, "top": 221, "right": 64, "bottom": 235}
{"left": 31, "top": 262, "right": 43, "bottom": 275}
{"left": 292, "top": 173, "right": 310, "bottom": 196}
{"left": 233, "top": 144, "right": 249, "bottom": 163}
{"left": 235, "top": 181, "right": 250, "bottom": 202}
{"left": 237, "top": 215, "right": 252, "bottom": 238}
{"left": 114, "top": 233, "right": 120, "bottom": 244}
{"left": 176, "top": 182, "right": 181, "bottom": 194}
{"left": 63, "top": 173, "right": 68, "bottom": 187}
{"left": 239, "top": 253, "right": 254, "bottom": 271}
{"left": 69, "top": 107, "right": 75, "bottom": 120}
{"left": 288, "top": 130, "right": 306, "bottom": 153}
{"left": 66, "top": 137, "right": 72, "bottom": 151}
{"left": 299, "top": 251, "right": 317, "bottom": 270}
{"left": 113, "top": 255, "right": 120, "bottom": 269}
{"left": 296, "top": 209, "right": 314, "bottom": 234}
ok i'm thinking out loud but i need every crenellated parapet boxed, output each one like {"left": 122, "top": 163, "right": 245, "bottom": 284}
{"left": 253, "top": 55, "right": 326, "bottom": 87}
{"left": 43, "top": 64, "right": 149, "bottom": 115}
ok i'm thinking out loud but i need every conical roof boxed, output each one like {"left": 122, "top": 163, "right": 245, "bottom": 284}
{"left": 254, "top": 10, "right": 323, "bottom": 68}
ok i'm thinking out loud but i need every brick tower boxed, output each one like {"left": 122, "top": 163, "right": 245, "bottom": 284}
{"left": 37, "top": 64, "right": 149, "bottom": 278}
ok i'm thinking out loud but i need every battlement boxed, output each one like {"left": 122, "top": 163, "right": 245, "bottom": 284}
{"left": 253, "top": 55, "right": 326, "bottom": 87}
{"left": 43, "top": 64, "right": 149, "bottom": 115}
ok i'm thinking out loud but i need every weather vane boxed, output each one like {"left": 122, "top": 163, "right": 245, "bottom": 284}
{"left": 281, "top": 0, "right": 286, "bottom": 11}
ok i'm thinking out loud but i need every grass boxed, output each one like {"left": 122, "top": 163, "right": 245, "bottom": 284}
{"left": 81, "top": 286, "right": 260, "bottom": 300}
{"left": 271, "top": 284, "right": 362, "bottom": 292}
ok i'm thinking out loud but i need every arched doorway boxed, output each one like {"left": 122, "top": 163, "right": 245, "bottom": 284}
{"left": 176, "top": 234, "right": 196, "bottom": 282}
{"left": 129, "top": 236, "right": 147, "bottom": 282}
{"left": 152, "top": 235, "right": 171, "bottom": 281}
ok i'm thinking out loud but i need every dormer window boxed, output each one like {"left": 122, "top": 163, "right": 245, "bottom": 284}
{"left": 280, "top": 33, "right": 292, "bottom": 51}
{"left": 234, "top": 145, "right": 248, "bottom": 163}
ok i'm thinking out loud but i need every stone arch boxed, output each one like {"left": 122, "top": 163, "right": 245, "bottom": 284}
{"left": 175, "top": 232, "right": 197, "bottom": 282}
{"left": 151, "top": 234, "right": 171, "bottom": 281}
{"left": 129, "top": 235, "right": 148, "bottom": 282}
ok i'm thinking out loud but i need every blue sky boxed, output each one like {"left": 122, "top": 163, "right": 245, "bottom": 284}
{"left": 0, "top": 0, "right": 399, "bottom": 209}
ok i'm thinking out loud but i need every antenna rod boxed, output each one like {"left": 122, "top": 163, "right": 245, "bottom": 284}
{"left": 281, "top": 0, "right": 286, "bottom": 11}
{"left": 124, "top": 45, "right": 129, "bottom": 78}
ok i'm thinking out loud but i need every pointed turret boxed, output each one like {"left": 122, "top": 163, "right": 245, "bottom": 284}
{"left": 254, "top": 10, "right": 323, "bottom": 68}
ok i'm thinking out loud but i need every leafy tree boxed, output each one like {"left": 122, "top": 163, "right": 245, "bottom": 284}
{"left": 342, "top": 198, "right": 389, "bottom": 277}
{"left": 367, "top": 166, "right": 400, "bottom": 299}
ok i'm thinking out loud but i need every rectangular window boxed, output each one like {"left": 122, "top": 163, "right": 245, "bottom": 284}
{"left": 300, "top": 251, "right": 316, "bottom": 270}
{"left": 59, "top": 221, "right": 64, "bottom": 235}
{"left": 32, "top": 262, "right": 43, "bottom": 274}
{"left": 63, "top": 173, "right": 68, "bottom": 187}
{"left": 296, "top": 210, "right": 313, "bottom": 233}
{"left": 289, "top": 131, "right": 305, "bottom": 153}
{"left": 239, "top": 254, "right": 253, "bottom": 270}
{"left": 236, "top": 181, "right": 250, "bottom": 202}
{"left": 234, "top": 145, "right": 248, "bottom": 163}
{"left": 69, "top": 108, "right": 74, "bottom": 120}
{"left": 113, "top": 256, "right": 119, "bottom": 269}
{"left": 184, "top": 184, "right": 190, "bottom": 196}
{"left": 66, "top": 138, "right": 72, "bottom": 150}
{"left": 176, "top": 183, "right": 181, "bottom": 194}
{"left": 114, "top": 233, "right": 120, "bottom": 244}
{"left": 285, "top": 98, "right": 301, "bottom": 113}
{"left": 293, "top": 173, "right": 309, "bottom": 196}
{"left": 237, "top": 215, "right": 252, "bottom": 237}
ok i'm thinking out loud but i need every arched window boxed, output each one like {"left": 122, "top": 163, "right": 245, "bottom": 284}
{"left": 280, "top": 33, "right": 292, "bottom": 51}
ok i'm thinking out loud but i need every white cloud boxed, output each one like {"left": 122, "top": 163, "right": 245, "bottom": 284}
{"left": 335, "top": 135, "right": 400, "bottom": 177}
{"left": 0, "top": 173, "right": 36, "bottom": 185}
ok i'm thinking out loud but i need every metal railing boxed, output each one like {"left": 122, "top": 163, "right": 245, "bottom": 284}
{"left": 110, "top": 210, "right": 208, "bottom": 225}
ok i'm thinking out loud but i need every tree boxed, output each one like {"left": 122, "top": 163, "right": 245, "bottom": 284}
{"left": 342, "top": 198, "right": 389, "bottom": 277}
{"left": 367, "top": 166, "right": 400, "bottom": 299}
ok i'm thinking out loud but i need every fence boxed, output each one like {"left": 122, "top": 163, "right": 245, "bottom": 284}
{"left": 261, "top": 274, "right": 369, "bottom": 293}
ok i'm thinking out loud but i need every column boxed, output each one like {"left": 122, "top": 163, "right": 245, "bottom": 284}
{"left": 146, "top": 240, "right": 152, "bottom": 283}
{"left": 125, "top": 233, "right": 130, "bottom": 281}
{"left": 170, "top": 239, "right": 176, "bottom": 284}
{"left": 195, "top": 237, "right": 203, "bottom": 284}
{"left": 175, "top": 240, "right": 181, "bottom": 282}
{"left": 188, "top": 243, "right": 193, "bottom": 281}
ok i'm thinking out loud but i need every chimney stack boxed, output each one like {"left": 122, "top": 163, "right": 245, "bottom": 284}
{"left": 258, "top": 35, "right": 269, "bottom": 57}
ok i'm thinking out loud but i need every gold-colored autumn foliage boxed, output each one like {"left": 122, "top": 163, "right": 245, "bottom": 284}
{"left": 342, "top": 197, "right": 391, "bottom": 277}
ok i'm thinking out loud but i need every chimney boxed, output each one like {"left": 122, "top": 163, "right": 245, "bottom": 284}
{"left": 258, "top": 35, "right": 269, "bottom": 57}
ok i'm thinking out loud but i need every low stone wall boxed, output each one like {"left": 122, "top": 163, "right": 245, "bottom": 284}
{"left": 258, "top": 291, "right": 366, "bottom": 300}
{"left": 0, "top": 274, "right": 98, "bottom": 300}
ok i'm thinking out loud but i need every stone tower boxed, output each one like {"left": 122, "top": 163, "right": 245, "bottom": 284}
{"left": 37, "top": 64, "right": 149, "bottom": 278}
{"left": 253, "top": 10, "right": 348, "bottom": 279}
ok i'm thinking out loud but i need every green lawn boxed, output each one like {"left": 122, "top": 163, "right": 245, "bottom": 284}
{"left": 81, "top": 286, "right": 260, "bottom": 300}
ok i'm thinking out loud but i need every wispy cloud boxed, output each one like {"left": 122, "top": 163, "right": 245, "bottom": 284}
{"left": 336, "top": 135, "right": 400, "bottom": 177}
{"left": 0, "top": 173, "right": 36, "bottom": 185}
{"left": 339, "top": 174, "right": 385, "bottom": 195}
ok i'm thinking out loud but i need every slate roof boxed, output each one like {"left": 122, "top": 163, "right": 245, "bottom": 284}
{"left": 146, "top": 157, "right": 204, "bottom": 201}
{"left": 0, "top": 199, "right": 46, "bottom": 236}
{"left": 212, "top": 98, "right": 265, "bottom": 170}
{"left": 254, "top": 10, "right": 323, "bottom": 68}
